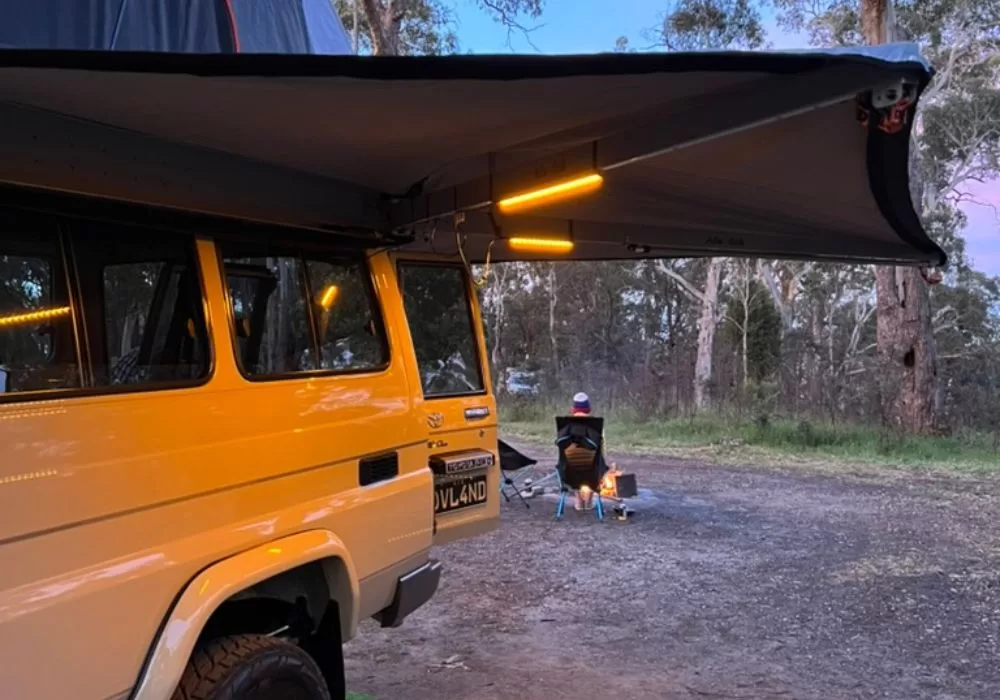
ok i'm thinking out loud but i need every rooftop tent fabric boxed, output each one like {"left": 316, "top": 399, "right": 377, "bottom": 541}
{"left": 0, "top": 0, "right": 232, "bottom": 51}
{"left": 229, "top": 0, "right": 311, "bottom": 53}
{"left": 0, "top": 44, "right": 945, "bottom": 266}
{"left": 114, "top": 0, "right": 232, "bottom": 52}
{"left": 301, "top": 0, "right": 353, "bottom": 55}
{"left": 0, "top": 0, "right": 351, "bottom": 54}
{"left": 0, "top": 0, "right": 118, "bottom": 50}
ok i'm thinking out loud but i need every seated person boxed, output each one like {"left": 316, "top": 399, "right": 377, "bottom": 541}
{"left": 562, "top": 392, "right": 609, "bottom": 510}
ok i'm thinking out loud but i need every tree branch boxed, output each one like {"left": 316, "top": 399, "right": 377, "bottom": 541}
{"left": 921, "top": 41, "right": 960, "bottom": 103}
{"left": 952, "top": 193, "right": 1000, "bottom": 227}
{"left": 478, "top": 0, "right": 543, "bottom": 50}
{"left": 656, "top": 260, "right": 709, "bottom": 305}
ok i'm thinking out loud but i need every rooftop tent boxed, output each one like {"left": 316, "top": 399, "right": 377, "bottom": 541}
{"left": 0, "top": 0, "right": 352, "bottom": 54}
{"left": 230, "top": 0, "right": 353, "bottom": 54}
{"left": 0, "top": 43, "right": 944, "bottom": 266}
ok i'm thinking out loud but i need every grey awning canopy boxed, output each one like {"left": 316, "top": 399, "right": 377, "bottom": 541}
{"left": 0, "top": 44, "right": 943, "bottom": 265}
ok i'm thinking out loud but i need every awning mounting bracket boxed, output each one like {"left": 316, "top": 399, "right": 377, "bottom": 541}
{"left": 857, "top": 80, "right": 917, "bottom": 135}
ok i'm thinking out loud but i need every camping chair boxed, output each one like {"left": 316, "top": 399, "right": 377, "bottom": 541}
{"left": 554, "top": 416, "right": 609, "bottom": 521}
{"left": 497, "top": 439, "right": 537, "bottom": 509}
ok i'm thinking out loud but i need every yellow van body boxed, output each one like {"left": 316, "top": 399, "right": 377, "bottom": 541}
{"left": 0, "top": 217, "right": 499, "bottom": 699}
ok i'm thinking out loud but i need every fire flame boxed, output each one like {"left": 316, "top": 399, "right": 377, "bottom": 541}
{"left": 600, "top": 473, "right": 617, "bottom": 498}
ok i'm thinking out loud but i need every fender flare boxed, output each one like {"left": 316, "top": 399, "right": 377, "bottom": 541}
{"left": 130, "top": 529, "right": 359, "bottom": 700}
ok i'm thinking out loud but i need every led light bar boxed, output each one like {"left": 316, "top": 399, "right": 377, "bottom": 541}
{"left": 0, "top": 306, "right": 71, "bottom": 327}
{"left": 497, "top": 173, "right": 603, "bottom": 214}
{"left": 506, "top": 237, "right": 575, "bottom": 254}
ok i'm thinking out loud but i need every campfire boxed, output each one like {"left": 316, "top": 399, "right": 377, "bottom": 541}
{"left": 572, "top": 466, "right": 638, "bottom": 520}
{"left": 600, "top": 470, "right": 619, "bottom": 498}
{"left": 599, "top": 464, "right": 638, "bottom": 500}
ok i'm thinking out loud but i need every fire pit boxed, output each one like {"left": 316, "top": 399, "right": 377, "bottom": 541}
{"left": 600, "top": 465, "right": 638, "bottom": 500}
{"left": 598, "top": 465, "right": 639, "bottom": 520}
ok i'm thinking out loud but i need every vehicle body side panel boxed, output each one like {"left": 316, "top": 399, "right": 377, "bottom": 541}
{"left": 387, "top": 254, "right": 500, "bottom": 545}
{"left": 132, "top": 530, "right": 360, "bottom": 700}
{"left": 0, "top": 242, "right": 434, "bottom": 699}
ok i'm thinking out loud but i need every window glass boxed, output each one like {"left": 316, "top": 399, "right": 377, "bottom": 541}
{"left": 100, "top": 259, "right": 209, "bottom": 386}
{"left": 305, "top": 260, "right": 386, "bottom": 372}
{"left": 399, "top": 264, "right": 484, "bottom": 397}
{"left": 222, "top": 254, "right": 313, "bottom": 376}
{"left": 0, "top": 232, "right": 80, "bottom": 395}
{"left": 84, "top": 230, "right": 209, "bottom": 387}
{"left": 220, "top": 244, "right": 388, "bottom": 379}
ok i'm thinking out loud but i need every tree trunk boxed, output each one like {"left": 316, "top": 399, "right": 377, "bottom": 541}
{"left": 806, "top": 301, "right": 822, "bottom": 409}
{"left": 862, "top": 0, "right": 939, "bottom": 434}
{"left": 489, "top": 265, "right": 508, "bottom": 396}
{"left": 360, "top": 0, "right": 400, "bottom": 55}
{"left": 741, "top": 270, "right": 750, "bottom": 391}
{"left": 547, "top": 263, "right": 559, "bottom": 383}
{"left": 693, "top": 258, "right": 722, "bottom": 411}
{"left": 875, "top": 266, "right": 938, "bottom": 433}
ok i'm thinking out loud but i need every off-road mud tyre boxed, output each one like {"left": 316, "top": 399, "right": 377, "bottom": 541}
{"left": 171, "top": 634, "right": 332, "bottom": 700}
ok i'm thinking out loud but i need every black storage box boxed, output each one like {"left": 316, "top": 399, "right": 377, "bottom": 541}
{"left": 610, "top": 472, "right": 638, "bottom": 499}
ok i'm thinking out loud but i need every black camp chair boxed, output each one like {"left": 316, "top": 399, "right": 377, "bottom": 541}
{"left": 554, "top": 416, "right": 609, "bottom": 521}
{"left": 497, "top": 439, "right": 537, "bottom": 509}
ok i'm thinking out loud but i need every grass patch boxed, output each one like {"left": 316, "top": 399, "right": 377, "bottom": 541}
{"left": 347, "top": 693, "right": 374, "bottom": 700}
{"left": 500, "top": 410, "right": 1000, "bottom": 473}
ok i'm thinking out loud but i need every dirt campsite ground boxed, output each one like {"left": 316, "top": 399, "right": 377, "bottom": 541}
{"left": 344, "top": 440, "right": 1000, "bottom": 700}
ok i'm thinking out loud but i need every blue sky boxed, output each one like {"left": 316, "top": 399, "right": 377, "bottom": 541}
{"left": 450, "top": 0, "right": 1000, "bottom": 274}
{"left": 452, "top": 1, "right": 802, "bottom": 53}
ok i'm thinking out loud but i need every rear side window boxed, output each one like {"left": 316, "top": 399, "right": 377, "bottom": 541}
{"left": 75, "top": 227, "right": 209, "bottom": 387}
{"left": 0, "top": 230, "right": 80, "bottom": 394}
{"left": 399, "top": 263, "right": 484, "bottom": 398}
{"left": 306, "top": 260, "right": 386, "bottom": 371}
{"left": 0, "top": 216, "right": 209, "bottom": 400}
{"left": 224, "top": 255, "right": 312, "bottom": 376}
{"left": 219, "top": 243, "right": 388, "bottom": 379}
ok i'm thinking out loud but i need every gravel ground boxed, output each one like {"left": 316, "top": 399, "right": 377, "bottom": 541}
{"left": 345, "top": 442, "right": 1000, "bottom": 699}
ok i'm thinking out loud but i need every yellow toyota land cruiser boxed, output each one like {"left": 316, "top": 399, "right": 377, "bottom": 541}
{"left": 0, "top": 43, "right": 942, "bottom": 700}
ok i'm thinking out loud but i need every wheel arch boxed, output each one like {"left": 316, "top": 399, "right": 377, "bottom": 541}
{"left": 129, "top": 529, "right": 359, "bottom": 700}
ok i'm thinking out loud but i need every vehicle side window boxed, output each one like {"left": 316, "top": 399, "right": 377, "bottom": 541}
{"left": 0, "top": 230, "right": 80, "bottom": 394}
{"left": 0, "top": 219, "right": 208, "bottom": 400}
{"left": 306, "top": 260, "right": 386, "bottom": 372}
{"left": 77, "top": 228, "right": 209, "bottom": 387}
{"left": 219, "top": 243, "right": 387, "bottom": 379}
{"left": 399, "top": 263, "right": 484, "bottom": 397}
{"left": 223, "top": 255, "right": 313, "bottom": 376}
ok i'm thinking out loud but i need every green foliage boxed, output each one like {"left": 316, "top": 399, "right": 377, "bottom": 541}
{"left": 921, "top": 203, "right": 968, "bottom": 270}
{"left": 473, "top": 0, "right": 543, "bottom": 28}
{"left": 629, "top": 0, "right": 765, "bottom": 51}
{"left": 772, "top": 0, "right": 1000, "bottom": 219}
{"left": 333, "top": 0, "right": 458, "bottom": 55}
{"left": 335, "top": 0, "right": 542, "bottom": 55}
{"left": 481, "top": 2, "right": 1000, "bottom": 440}
{"left": 723, "top": 278, "right": 782, "bottom": 382}
{"left": 919, "top": 88, "right": 1000, "bottom": 197}
{"left": 771, "top": 0, "right": 860, "bottom": 46}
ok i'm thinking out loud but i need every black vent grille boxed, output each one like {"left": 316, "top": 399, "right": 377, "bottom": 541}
{"left": 359, "top": 452, "right": 399, "bottom": 486}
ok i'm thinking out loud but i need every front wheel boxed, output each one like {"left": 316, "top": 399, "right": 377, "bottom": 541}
{"left": 171, "top": 634, "right": 331, "bottom": 700}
